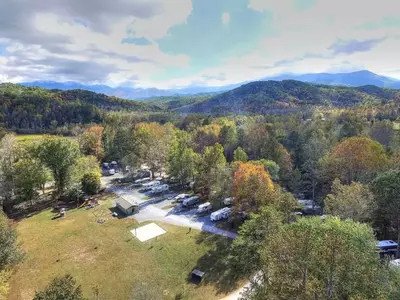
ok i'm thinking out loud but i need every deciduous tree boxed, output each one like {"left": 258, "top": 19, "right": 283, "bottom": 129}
{"left": 324, "top": 179, "right": 375, "bottom": 222}
{"left": 233, "top": 162, "right": 274, "bottom": 212}
{"left": 246, "top": 217, "right": 387, "bottom": 300}
{"left": 321, "top": 136, "right": 388, "bottom": 184}
{"left": 233, "top": 147, "right": 248, "bottom": 162}
{"left": 37, "top": 136, "right": 81, "bottom": 199}
{"left": 168, "top": 131, "right": 199, "bottom": 186}
{"left": 195, "top": 143, "right": 226, "bottom": 196}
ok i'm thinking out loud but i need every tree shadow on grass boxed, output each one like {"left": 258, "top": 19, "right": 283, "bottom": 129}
{"left": 190, "top": 231, "right": 241, "bottom": 295}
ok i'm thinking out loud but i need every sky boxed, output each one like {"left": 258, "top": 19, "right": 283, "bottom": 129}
{"left": 0, "top": 0, "right": 399, "bottom": 88}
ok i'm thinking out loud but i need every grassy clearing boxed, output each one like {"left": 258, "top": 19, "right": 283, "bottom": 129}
{"left": 8, "top": 195, "right": 238, "bottom": 300}
{"left": 15, "top": 134, "right": 46, "bottom": 142}
{"left": 15, "top": 134, "right": 77, "bottom": 143}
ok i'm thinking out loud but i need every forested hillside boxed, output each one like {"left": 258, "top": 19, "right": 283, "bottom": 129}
{"left": 0, "top": 83, "right": 160, "bottom": 131}
{"left": 181, "top": 80, "right": 400, "bottom": 114}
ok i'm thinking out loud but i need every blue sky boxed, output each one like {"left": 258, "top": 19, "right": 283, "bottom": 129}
{"left": 0, "top": 0, "right": 399, "bottom": 88}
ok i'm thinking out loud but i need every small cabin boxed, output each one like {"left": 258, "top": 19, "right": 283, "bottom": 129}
{"left": 116, "top": 198, "right": 139, "bottom": 215}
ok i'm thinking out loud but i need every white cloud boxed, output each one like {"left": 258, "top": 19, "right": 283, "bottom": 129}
{"left": 0, "top": 0, "right": 192, "bottom": 86}
{"left": 222, "top": 13, "right": 230, "bottom": 25}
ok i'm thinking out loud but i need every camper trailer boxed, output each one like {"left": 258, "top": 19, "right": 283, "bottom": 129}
{"left": 377, "top": 240, "right": 398, "bottom": 258}
{"left": 150, "top": 184, "right": 169, "bottom": 195}
{"left": 197, "top": 202, "right": 212, "bottom": 214}
{"left": 210, "top": 207, "right": 231, "bottom": 222}
{"left": 183, "top": 196, "right": 200, "bottom": 207}
{"left": 141, "top": 180, "right": 161, "bottom": 191}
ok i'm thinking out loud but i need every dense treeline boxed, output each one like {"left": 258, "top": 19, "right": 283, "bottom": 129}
{"left": 0, "top": 83, "right": 160, "bottom": 132}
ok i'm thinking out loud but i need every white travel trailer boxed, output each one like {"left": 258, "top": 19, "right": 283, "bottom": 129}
{"left": 210, "top": 207, "right": 231, "bottom": 222}
{"left": 183, "top": 196, "right": 200, "bottom": 207}
{"left": 150, "top": 184, "right": 169, "bottom": 194}
{"left": 143, "top": 180, "right": 161, "bottom": 188}
{"left": 197, "top": 202, "right": 212, "bottom": 214}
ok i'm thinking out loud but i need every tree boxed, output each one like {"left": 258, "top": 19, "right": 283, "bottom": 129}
{"left": 78, "top": 126, "right": 104, "bottom": 160}
{"left": 37, "top": 136, "right": 81, "bottom": 199}
{"left": 321, "top": 137, "right": 388, "bottom": 184}
{"left": 81, "top": 172, "right": 101, "bottom": 195}
{"left": 132, "top": 122, "right": 174, "bottom": 177}
{"left": 246, "top": 217, "right": 387, "bottom": 300}
{"left": 220, "top": 125, "right": 238, "bottom": 161}
{"left": 14, "top": 157, "right": 47, "bottom": 205}
{"left": 192, "top": 124, "right": 221, "bottom": 153}
{"left": 195, "top": 143, "right": 227, "bottom": 196}
{"left": 233, "top": 147, "right": 248, "bottom": 162}
{"left": 0, "top": 212, "right": 22, "bottom": 299}
{"left": 0, "top": 212, "right": 22, "bottom": 271}
{"left": 233, "top": 162, "right": 274, "bottom": 212}
{"left": 324, "top": 179, "right": 375, "bottom": 222}
{"left": 168, "top": 131, "right": 198, "bottom": 186}
{"left": 301, "top": 129, "right": 329, "bottom": 201}
{"left": 371, "top": 170, "right": 400, "bottom": 245}
{"left": 228, "top": 207, "right": 283, "bottom": 279}
{"left": 250, "top": 159, "right": 280, "bottom": 181}
{"left": 0, "top": 135, "right": 17, "bottom": 213}
{"left": 33, "top": 274, "right": 85, "bottom": 300}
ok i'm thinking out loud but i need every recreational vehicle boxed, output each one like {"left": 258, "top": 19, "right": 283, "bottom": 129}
{"left": 183, "top": 196, "right": 200, "bottom": 207}
{"left": 197, "top": 202, "right": 212, "bottom": 214}
{"left": 150, "top": 184, "right": 169, "bottom": 194}
{"left": 210, "top": 207, "right": 231, "bottom": 222}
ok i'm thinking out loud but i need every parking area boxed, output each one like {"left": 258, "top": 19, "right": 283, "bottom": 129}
{"left": 104, "top": 178, "right": 237, "bottom": 239}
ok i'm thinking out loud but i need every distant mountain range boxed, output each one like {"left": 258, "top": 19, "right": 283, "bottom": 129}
{"left": 178, "top": 80, "right": 400, "bottom": 115}
{"left": 20, "top": 70, "right": 400, "bottom": 100}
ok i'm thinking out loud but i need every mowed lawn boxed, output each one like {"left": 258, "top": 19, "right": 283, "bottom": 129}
{"left": 8, "top": 196, "right": 235, "bottom": 300}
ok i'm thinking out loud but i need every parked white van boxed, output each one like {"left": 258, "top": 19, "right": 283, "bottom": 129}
{"left": 197, "top": 202, "right": 212, "bottom": 214}
{"left": 183, "top": 196, "right": 200, "bottom": 207}
{"left": 210, "top": 207, "right": 231, "bottom": 222}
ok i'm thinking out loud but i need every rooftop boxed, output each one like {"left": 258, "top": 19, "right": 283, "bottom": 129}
{"left": 116, "top": 197, "right": 137, "bottom": 210}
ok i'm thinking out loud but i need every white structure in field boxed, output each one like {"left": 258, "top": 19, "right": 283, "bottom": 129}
{"left": 131, "top": 223, "right": 166, "bottom": 242}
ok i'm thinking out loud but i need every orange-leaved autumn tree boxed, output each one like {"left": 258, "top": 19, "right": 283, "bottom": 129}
{"left": 321, "top": 136, "right": 388, "bottom": 184}
{"left": 233, "top": 162, "right": 275, "bottom": 212}
{"left": 78, "top": 125, "right": 104, "bottom": 160}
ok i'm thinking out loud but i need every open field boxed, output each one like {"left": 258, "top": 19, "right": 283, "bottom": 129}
{"left": 15, "top": 134, "right": 77, "bottom": 142}
{"left": 8, "top": 195, "right": 238, "bottom": 300}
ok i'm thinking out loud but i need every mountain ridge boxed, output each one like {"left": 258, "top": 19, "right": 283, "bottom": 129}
{"left": 17, "top": 70, "right": 400, "bottom": 100}
{"left": 178, "top": 79, "right": 400, "bottom": 115}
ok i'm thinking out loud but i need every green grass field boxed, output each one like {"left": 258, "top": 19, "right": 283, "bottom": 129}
{"left": 8, "top": 196, "right": 237, "bottom": 300}
{"left": 15, "top": 134, "right": 77, "bottom": 143}
{"left": 15, "top": 134, "right": 46, "bottom": 142}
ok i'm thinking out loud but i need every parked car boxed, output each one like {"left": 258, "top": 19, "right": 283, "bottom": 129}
{"left": 197, "top": 202, "right": 212, "bottom": 214}
{"left": 183, "top": 196, "right": 200, "bottom": 207}
{"left": 108, "top": 168, "right": 116, "bottom": 175}
{"left": 210, "top": 207, "right": 231, "bottom": 222}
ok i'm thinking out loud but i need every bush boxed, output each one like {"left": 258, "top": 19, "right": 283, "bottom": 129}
{"left": 81, "top": 172, "right": 101, "bottom": 195}
{"left": 33, "top": 274, "right": 85, "bottom": 300}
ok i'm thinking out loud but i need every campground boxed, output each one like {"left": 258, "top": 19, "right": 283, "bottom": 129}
{"left": 7, "top": 193, "right": 242, "bottom": 300}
